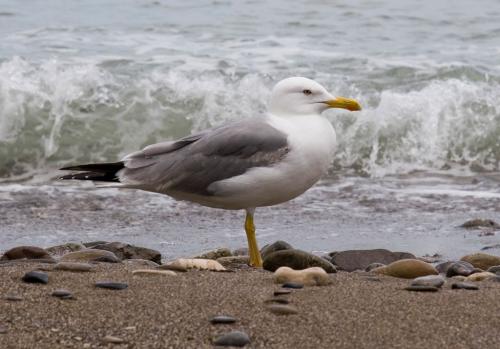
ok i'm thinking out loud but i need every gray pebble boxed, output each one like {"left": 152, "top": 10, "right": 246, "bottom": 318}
{"left": 209, "top": 315, "right": 237, "bottom": 324}
{"left": 405, "top": 285, "right": 439, "bottom": 292}
{"left": 95, "top": 281, "right": 128, "bottom": 290}
{"left": 0, "top": 325, "right": 7, "bottom": 334}
{"left": 411, "top": 275, "right": 445, "bottom": 288}
{"left": 451, "top": 282, "right": 479, "bottom": 290}
{"left": 273, "top": 289, "right": 292, "bottom": 296}
{"left": 51, "top": 289, "right": 74, "bottom": 299}
{"left": 213, "top": 330, "right": 250, "bottom": 347}
{"left": 22, "top": 271, "right": 48, "bottom": 284}
{"left": 266, "top": 304, "right": 299, "bottom": 315}
{"left": 487, "top": 265, "right": 500, "bottom": 275}
{"left": 282, "top": 282, "right": 303, "bottom": 289}
{"left": 365, "top": 263, "right": 385, "bottom": 272}
{"left": 4, "top": 295, "right": 23, "bottom": 301}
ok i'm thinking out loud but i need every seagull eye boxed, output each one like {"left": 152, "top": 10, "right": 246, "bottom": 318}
{"left": 302, "top": 89, "right": 312, "bottom": 96}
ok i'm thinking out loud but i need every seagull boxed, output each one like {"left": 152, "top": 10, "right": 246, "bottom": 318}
{"left": 60, "top": 77, "right": 361, "bottom": 267}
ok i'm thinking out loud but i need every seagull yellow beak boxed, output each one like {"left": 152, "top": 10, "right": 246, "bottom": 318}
{"left": 325, "top": 97, "right": 362, "bottom": 111}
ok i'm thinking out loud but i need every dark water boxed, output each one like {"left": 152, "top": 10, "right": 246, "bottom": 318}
{"left": 0, "top": 0, "right": 499, "bottom": 258}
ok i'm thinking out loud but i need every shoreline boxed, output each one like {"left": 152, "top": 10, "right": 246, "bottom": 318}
{"left": 1, "top": 260, "right": 500, "bottom": 348}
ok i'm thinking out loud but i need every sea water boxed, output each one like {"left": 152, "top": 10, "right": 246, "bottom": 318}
{"left": 1, "top": 0, "right": 499, "bottom": 259}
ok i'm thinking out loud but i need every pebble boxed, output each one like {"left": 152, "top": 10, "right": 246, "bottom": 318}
{"left": 264, "top": 297, "right": 290, "bottom": 304}
{"left": 92, "top": 241, "right": 162, "bottom": 264}
{"left": 0, "top": 325, "right": 7, "bottom": 334}
{"left": 51, "top": 289, "right": 74, "bottom": 299}
{"left": 274, "top": 266, "right": 332, "bottom": 286}
{"left": 54, "top": 262, "right": 94, "bottom": 272}
{"left": 0, "top": 246, "right": 53, "bottom": 261}
{"left": 213, "top": 331, "right": 250, "bottom": 347}
{"left": 45, "top": 243, "right": 85, "bottom": 257}
{"left": 273, "top": 289, "right": 293, "bottom": 296}
{"left": 260, "top": 240, "right": 294, "bottom": 260}
{"left": 282, "top": 282, "right": 303, "bottom": 289}
{"left": 445, "top": 261, "right": 475, "bottom": 277}
{"left": 263, "top": 249, "right": 337, "bottom": 273}
{"left": 411, "top": 275, "right": 445, "bottom": 288}
{"left": 132, "top": 269, "right": 177, "bottom": 277}
{"left": 329, "top": 249, "right": 415, "bottom": 272}
{"left": 22, "top": 270, "right": 49, "bottom": 284}
{"left": 465, "top": 271, "right": 496, "bottom": 282}
{"left": 405, "top": 285, "right": 439, "bottom": 292}
{"left": 103, "top": 335, "right": 125, "bottom": 344}
{"left": 487, "top": 265, "right": 500, "bottom": 275}
{"left": 216, "top": 256, "right": 250, "bottom": 268}
{"left": 60, "top": 249, "right": 120, "bottom": 263}
{"left": 461, "top": 218, "right": 500, "bottom": 229}
{"left": 4, "top": 295, "right": 23, "bottom": 301}
{"left": 372, "top": 259, "right": 438, "bottom": 279}
{"left": 209, "top": 315, "right": 237, "bottom": 324}
{"left": 95, "top": 281, "right": 128, "bottom": 290}
{"left": 194, "top": 247, "right": 232, "bottom": 260}
{"left": 266, "top": 304, "right": 299, "bottom": 315}
{"left": 451, "top": 282, "right": 479, "bottom": 290}
{"left": 162, "top": 258, "right": 226, "bottom": 272}
{"left": 460, "top": 253, "right": 500, "bottom": 270}
{"left": 365, "top": 263, "right": 385, "bottom": 272}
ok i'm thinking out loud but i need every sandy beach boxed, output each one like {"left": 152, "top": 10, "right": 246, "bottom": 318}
{"left": 1, "top": 260, "right": 500, "bottom": 348}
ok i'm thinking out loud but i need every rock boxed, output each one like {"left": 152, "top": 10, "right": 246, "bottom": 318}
{"left": 83, "top": 241, "right": 108, "bottom": 248}
{"left": 487, "top": 265, "right": 500, "bottom": 275}
{"left": 162, "top": 258, "right": 226, "bottom": 272}
{"left": 450, "top": 275, "right": 467, "bottom": 282}
{"left": 274, "top": 289, "right": 293, "bottom": 296}
{"left": 22, "top": 271, "right": 48, "bottom": 284}
{"left": 103, "top": 335, "right": 125, "bottom": 344}
{"left": 51, "top": 289, "right": 74, "bottom": 299}
{"left": 266, "top": 304, "right": 299, "bottom": 315}
{"left": 60, "top": 249, "right": 120, "bottom": 263}
{"left": 217, "top": 256, "right": 250, "bottom": 268}
{"left": 95, "top": 281, "right": 128, "bottom": 290}
{"left": 329, "top": 249, "right": 416, "bottom": 272}
{"left": 93, "top": 255, "right": 121, "bottom": 263}
{"left": 372, "top": 259, "right": 438, "bottom": 279}
{"left": 263, "top": 249, "right": 336, "bottom": 273}
{"left": 264, "top": 297, "right": 290, "bottom": 304}
{"left": 282, "top": 282, "right": 303, "bottom": 289}
{"left": 213, "top": 331, "right": 250, "bottom": 347}
{"left": 274, "top": 266, "right": 332, "bottom": 286}
{"left": 461, "top": 218, "right": 500, "bottom": 229}
{"left": 465, "top": 271, "right": 496, "bottom": 282}
{"left": 209, "top": 315, "right": 237, "bottom": 324}
{"left": 0, "top": 246, "right": 53, "bottom": 261}
{"left": 451, "top": 282, "right": 479, "bottom": 290}
{"left": 461, "top": 253, "right": 500, "bottom": 270}
{"left": 92, "top": 242, "right": 161, "bottom": 264}
{"left": 405, "top": 285, "right": 439, "bottom": 292}
{"left": 45, "top": 243, "right": 85, "bottom": 257}
{"left": 4, "top": 295, "right": 23, "bottom": 301}
{"left": 418, "top": 254, "right": 443, "bottom": 263}
{"left": 365, "top": 263, "right": 385, "bottom": 272}
{"left": 411, "top": 275, "right": 445, "bottom": 288}
{"left": 444, "top": 261, "right": 475, "bottom": 277}
{"left": 260, "top": 240, "right": 294, "bottom": 260}
{"left": 132, "top": 269, "right": 176, "bottom": 277}
{"left": 194, "top": 247, "right": 232, "bottom": 260}
{"left": 232, "top": 247, "right": 249, "bottom": 256}
{"left": 54, "top": 262, "right": 94, "bottom": 272}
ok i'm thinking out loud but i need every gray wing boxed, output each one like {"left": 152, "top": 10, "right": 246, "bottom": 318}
{"left": 120, "top": 118, "right": 289, "bottom": 195}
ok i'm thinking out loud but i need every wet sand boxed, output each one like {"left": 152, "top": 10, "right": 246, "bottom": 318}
{"left": 1, "top": 262, "right": 499, "bottom": 348}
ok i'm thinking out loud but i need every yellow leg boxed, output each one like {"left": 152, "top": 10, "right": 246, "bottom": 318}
{"left": 245, "top": 211, "right": 263, "bottom": 268}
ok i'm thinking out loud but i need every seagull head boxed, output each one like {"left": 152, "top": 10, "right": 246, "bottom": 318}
{"left": 269, "top": 77, "right": 361, "bottom": 116}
